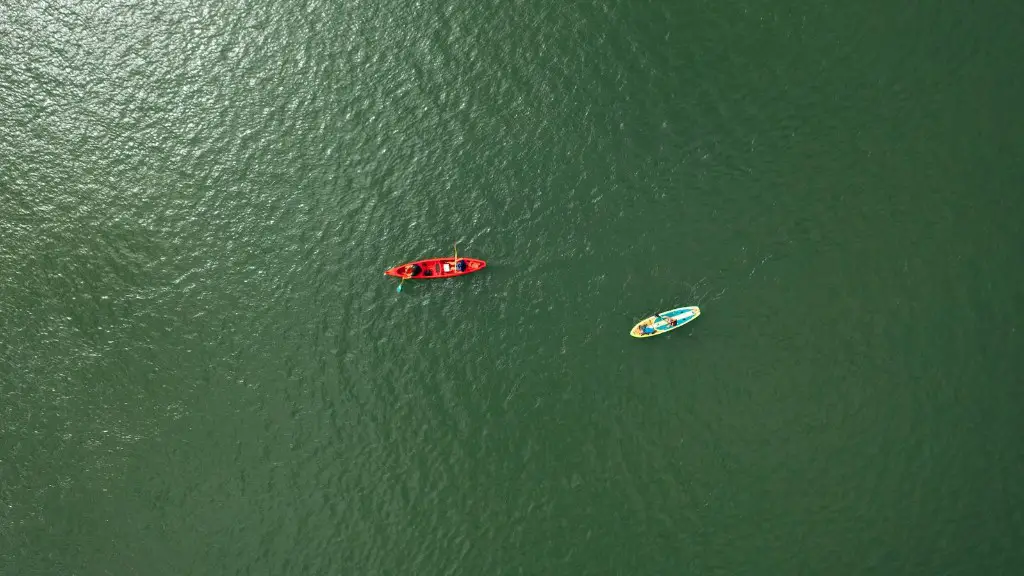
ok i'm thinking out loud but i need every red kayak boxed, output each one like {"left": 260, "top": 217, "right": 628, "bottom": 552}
{"left": 384, "top": 257, "right": 486, "bottom": 279}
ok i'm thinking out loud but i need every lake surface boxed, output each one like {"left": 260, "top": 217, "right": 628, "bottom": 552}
{"left": 3, "top": 0, "right": 1022, "bottom": 573}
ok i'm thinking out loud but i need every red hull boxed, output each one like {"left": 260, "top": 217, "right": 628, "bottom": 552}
{"left": 384, "top": 257, "right": 486, "bottom": 279}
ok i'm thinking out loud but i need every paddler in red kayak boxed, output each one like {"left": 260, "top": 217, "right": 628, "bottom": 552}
{"left": 451, "top": 242, "right": 467, "bottom": 273}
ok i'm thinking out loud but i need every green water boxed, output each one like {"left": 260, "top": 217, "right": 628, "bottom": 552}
{"left": 3, "top": 0, "right": 1023, "bottom": 573}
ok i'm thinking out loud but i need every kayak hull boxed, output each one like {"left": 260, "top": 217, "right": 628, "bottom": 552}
{"left": 384, "top": 257, "right": 486, "bottom": 279}
{"left": 630, "top": 306, "right": 700, "bottom": 338}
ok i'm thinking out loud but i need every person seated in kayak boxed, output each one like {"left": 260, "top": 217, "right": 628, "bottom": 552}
{"left": 655, "top": 314, "right": 677, "bottom": 327}
{"left": 455, "top": 259, "right": 467, "bottom": 272}
{"left": 406, "top": 263, "right": 422, "bottom": 277}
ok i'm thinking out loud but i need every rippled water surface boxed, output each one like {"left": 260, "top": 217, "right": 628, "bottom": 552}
{"left": 3, "top": 0, "right": 1023, "bottom": 573}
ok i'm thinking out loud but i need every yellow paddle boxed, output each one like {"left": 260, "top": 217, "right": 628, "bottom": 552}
{"left": 452, "top": 242, "right": 462, "bottom": 273}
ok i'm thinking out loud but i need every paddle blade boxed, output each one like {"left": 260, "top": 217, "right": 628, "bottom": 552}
{"left": 396, "top": 283, "right": 403, "bottom": 293}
